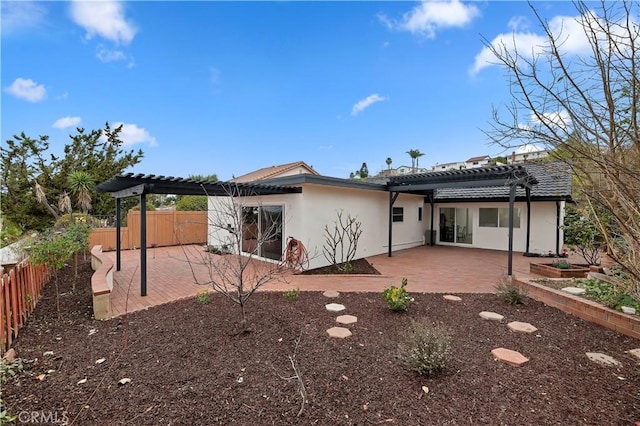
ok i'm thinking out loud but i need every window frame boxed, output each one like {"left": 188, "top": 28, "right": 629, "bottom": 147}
{"left": 478, "top": 207, "right": 521, "bottom": 228}
{"left": 392, "top": 207, "right": 404, "bottom": 223}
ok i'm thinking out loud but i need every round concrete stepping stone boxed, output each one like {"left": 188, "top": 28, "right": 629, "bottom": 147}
{"left": 479, "top": 311, "right": 504, "bottom": 321}
{"left": 443, "top": 295, "right": 462, "bottom": 302}
{"left": 507, "top": 321, "right": 538, "bottom": 334}
{"left": 326, "top": 303, "right": 346, "bottom": 312}
{"left": 327, "top": 326, "right": 352, "bottom": 338}
{"left": 336, "top": 315, "right": 357, "bottom": 325}
{"left": 627, "top": 348, "right": 640, "bottom": 360}
{"left": 323, "top": 290, "right": 340, "bottom": 298}
{"left": 562, "top": 286, "right": 586, "bottom": 295}
{"left": 491, "top": 347, "right": 529, "bottom": 367}
{"left": 586, "top": 352, "right": 621, "bottom": 367}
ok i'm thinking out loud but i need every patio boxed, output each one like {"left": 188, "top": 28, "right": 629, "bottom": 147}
{"left": 105, "top": 244, "right": 578, "bottom": 317}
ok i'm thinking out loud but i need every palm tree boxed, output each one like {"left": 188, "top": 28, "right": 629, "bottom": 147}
{"left": 386, "top": 157, "right": 392, "bottom": 170}
{"left": 406, "top": 149, "right": 425, "bottom": 172}
{"left": 68, "top": 171, "right": 94, "bottom": 214}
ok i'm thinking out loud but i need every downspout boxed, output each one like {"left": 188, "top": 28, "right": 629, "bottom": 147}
{"left": 508, "top": 184, "right": 516, "bottom": 276}
{"left": 116, "top": 197, "right": 121, "bottom": 271}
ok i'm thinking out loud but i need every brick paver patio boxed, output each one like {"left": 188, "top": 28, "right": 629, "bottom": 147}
{"left": 105, "top": 244, "right": 580, "bottom": 317}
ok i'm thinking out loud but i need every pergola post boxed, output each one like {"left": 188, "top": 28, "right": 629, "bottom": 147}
{"left": 388, "top": 191, "right": 400, "bottom": 257}
{"left": 525, "top": 187, "right": 531, "bottom": 255}
{"left": 429, "top": 193, "right": 435, "bottom": 246}
{"left": 555, "top": 201, "right": 561, "bottom": 256}
{"left": 140, "top": 192, "right": 147, "bottom": 297}
{"left": 116, "top": 197, "right": 121, "bottom": 271}
{"left": 507, "top": 184, "right": 516, "bottom": 276}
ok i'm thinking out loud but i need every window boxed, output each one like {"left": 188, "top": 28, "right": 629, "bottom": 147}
{"left": 418, "top": 207, "right": 422, "bottom": 221}
{"left": 479, "top": 208, "right": 520, "bottom": 228}
{"left": 392, "top": 207, "right": 404, "bottom": 222}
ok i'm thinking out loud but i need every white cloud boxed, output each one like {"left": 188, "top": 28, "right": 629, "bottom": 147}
{"left": 471, "top": 13, "right": 591, "bottom": 75}
{"left": 516, "top": 143, "right": 543, "bottom": 154}
{"left": 70, "top": 0, "right": 137, "bottom": 45}
{"left": 4, "top": 78, "right": 46, "bottom": 102}
{"left": 96, "top": 45, "right": 127, "bottom": 62}
{"left": 351, "top": 94, "right": 387, "bottom": 116}
{"left": 379, "top": 0, "right": 480, "bottom": 38}
{"left": 53, "top": 116, "right": 82, "bottom": 129}
{"left": 1, "top": 2, "right": 47, "bottom": 35}
{"left": 531, "top": 109, "right": 572, "bottom": 130}
{"left": 508, "top": 16, "right": 529, "bottom": 32}
{"left": 113, "top": 123, "right": 158, "bottom": 147}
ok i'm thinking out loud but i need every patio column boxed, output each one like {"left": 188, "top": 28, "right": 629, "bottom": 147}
{"left": 525, "top": 187, "right": 531, "bottom": 255}
{"left": 428, "top": 193, "right": 435, "bottom": 246}
{"left": 555, "top": 201, "right": 561, "bottom": 256}
{"left": 388, "top": 191, "right": 400, "bottom": 257}
{"left": 507, "top": 184, "right": 516, "bottom": 276}
{"left": 116, "top": 197, "right": 121, "bottom": 271}
{"left": 140, "top": 193, "right": 147, "bottom": 297}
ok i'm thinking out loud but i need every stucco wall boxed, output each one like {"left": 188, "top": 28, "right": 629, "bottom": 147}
{"left": 424, "top": 201, "right": 561, "bottom": 253}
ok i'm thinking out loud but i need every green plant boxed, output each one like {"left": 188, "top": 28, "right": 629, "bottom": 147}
{"left": 562, "top": 207, "right": 604, "bottom": 266}
{"left": 195, "top": 290, "right": 210, "bottom": 305}
{"left": 0, "top": 399, "right": 16, "bottom": 423}
{"left": 205, "top": 245, "right": 221, "bottom": 254}
{"left": 580, "top": 279, "right": 615, "bottom": 300}
{"left": 494, "top": 276, "right": 528, "bottom": 305}
{"left": 342, "top": 262, "right": 354, "bottom": 273}
{"left": 397, "top": 319, "right": 452, "bottom": 376}
{"left": 1, "top": 359, "right": 24, "bottom": 384}
{"left": 606, "top": 293, "right": 640, "bottom": 311}
{"left": 552, "top": 260, "right": 571, "bottom": 269}
{"left": 283, "top": 288, "right": 300, "bottom": 301}
{"left": 382, "top": 278, "right": 412, "bottom": 311}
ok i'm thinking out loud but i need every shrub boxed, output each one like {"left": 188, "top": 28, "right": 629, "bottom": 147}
{"left": 176, "top": 195, "right": 208, "bottom": 211}
{"left": 382, "top": 278, "right": 412, "bottom": 311}
{"left": 195, "top": 290, "right": 210, "bottom": 305}
{"left": 397, "top": 319, "right": 452, "bottom": 376}
{"left": 552, "top": 260, "right": 571, "bottom": 269}
{"left": 494, "top": 276, "right": 528, "bottom": 305}
{"left": 283, "top": 288, "right": 300, "bottom": 301}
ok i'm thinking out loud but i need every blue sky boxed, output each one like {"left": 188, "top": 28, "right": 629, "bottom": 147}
{"left": 2, "top": 1, "right": 587, "bottom": 180}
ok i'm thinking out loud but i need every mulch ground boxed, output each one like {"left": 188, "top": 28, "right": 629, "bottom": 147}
{"left": 300, "top": 258, "right": 381, "bottom": 275}
{"left": 2, "top": 259, "right": 640, "bottom": 425}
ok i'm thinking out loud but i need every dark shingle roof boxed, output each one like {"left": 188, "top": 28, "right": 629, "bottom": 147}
{"left": 434, "top": 162, "right": 572, "bottom": 201}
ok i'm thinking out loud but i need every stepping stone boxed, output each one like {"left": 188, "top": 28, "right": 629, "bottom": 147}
{"left": 621, "top": 306, "right": 636, "bottom": 315}
{"left": 562, "top": 287, "right": 586, "bottom": 295}
{"left": 323, "top": 290, "right": 340, "bottom": 298}
{"left": 443, "top": 295, "right": 462, "bottom": 302}
{"left": 491, "top": 348, "right": 529, "bottom": 367}
{"left": 326, "top": 303, "right": 346, "bottom": 312}
{"left": 327, "top": 327, "right": 352, "bottom": 338}
{"left": 336, "top": 315, "right": 357, "bottom": 325}
{"left": 507, "top": 321, "right": 538, "bottom": 334}
{"left": 627, "top": 348, "right": 640, "bottom": 360}
{"left": 479, "top": 311, "right": 504, "bottom": 321}
{"left": 586, "top": 352, "right": 621, "bottom": 367}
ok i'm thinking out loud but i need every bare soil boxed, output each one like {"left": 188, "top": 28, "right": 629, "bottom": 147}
{"left": 300, "top": 258, "right": 381, "bottom": 275}
{"left": 2, "top": 259, "right": 640, "bottom": 425}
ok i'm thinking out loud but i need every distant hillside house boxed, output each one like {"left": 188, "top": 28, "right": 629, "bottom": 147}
{"left": 509, "top": 150, "right": 549, "bottom": 164}
{"left": 465, "top": 155, "right": 492, "bottom": 168}
{"left": 432, "top": 161, "right": 467, "bottom": 171}
{"left": 395, "top": 165, "right": 429, "bottom": 175}
{"left": 231, "top": 161, "right": 318, "bottom": 182}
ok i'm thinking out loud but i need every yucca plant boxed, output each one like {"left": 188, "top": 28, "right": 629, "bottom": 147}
{"left": 68, "top": 171, "right": 94, "bottom": 214}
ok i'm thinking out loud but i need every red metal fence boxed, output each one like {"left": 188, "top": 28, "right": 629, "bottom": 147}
{"left": 1, "top": 259, "right": 50, "bottom": 355}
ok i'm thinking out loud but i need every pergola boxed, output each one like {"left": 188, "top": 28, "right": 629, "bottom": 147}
{"left": 98, "top": 165, "right": 538, "bottom": 296}
{"left": 387, "top": 165, "right": 538, "bottom": 276}
{"left": 97, "top": 173, "right": 301, "bottom": 296}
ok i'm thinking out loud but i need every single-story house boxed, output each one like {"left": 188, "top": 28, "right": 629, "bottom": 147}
{"left": 207, "top": 161, "right": 573, "bottom": 270}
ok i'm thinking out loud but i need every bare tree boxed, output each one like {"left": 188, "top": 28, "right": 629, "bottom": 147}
{"left": 322, "top": 210, "right": 363, "bottom": 271}
{"left": 184, "top": 185, "right": 289, "bottom": 331}
{"left": 484, "top": 1, "right": 640, "bottom": 297}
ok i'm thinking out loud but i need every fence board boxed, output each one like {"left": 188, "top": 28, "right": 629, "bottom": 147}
{"left": 0, "top": 260, "right": 50, "bottom": 355}
{"left": 88, "top": 210, "right": 207, "bottom": 251}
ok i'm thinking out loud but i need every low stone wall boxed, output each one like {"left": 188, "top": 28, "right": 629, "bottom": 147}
{"left": 90, "top": 245, "right": 114, "bottom": 320}
{"left": 529, "top": 263, "right": 589, "bottom": 279}
{"left": 515, "top": 278, "right": 640, "bottom": 340}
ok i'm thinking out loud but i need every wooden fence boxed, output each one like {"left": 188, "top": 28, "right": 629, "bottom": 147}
{"left": 1, "top": 259, "right": 50, "bottom": 355}
{"left": 89, "top": 210, "right": 208, "bottom": 251}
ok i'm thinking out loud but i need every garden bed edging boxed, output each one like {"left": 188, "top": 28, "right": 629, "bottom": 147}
{"left": 514, "top": 278, "right": 640, "bottom": 339}
{"left": 529, "top": 262, "right": 590, "bottom": 279}
{"left": 91, "top": 245, "right": 113, "bottom": 320}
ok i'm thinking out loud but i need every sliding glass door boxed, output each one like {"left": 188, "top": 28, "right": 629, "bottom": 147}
{"left": 241, "top": 206, "right": 283, "bottom": 261}
{"left": 439, "top": 207, "right": 473, "bottom": 245}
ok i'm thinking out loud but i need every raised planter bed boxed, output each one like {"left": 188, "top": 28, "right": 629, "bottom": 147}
{"left": 530, "top": 262, "right": 590, "bottom": 279}
{"left": 514, "top": 278, "right": 640, "bottom": 339}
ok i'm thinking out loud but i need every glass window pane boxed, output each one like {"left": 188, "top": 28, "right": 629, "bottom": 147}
{"left": 479, "top": 208, "right": 498, "bottom": 227}
{"left": 498, "top": 208, "right": 521, "bottom": 228}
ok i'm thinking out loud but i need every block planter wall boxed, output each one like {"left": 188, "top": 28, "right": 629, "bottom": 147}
{"left": 529, "top": 263, "right": 590, "bottom": 279}
{"left": 514, "top": 278, "right": 640, "bottom": 339}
